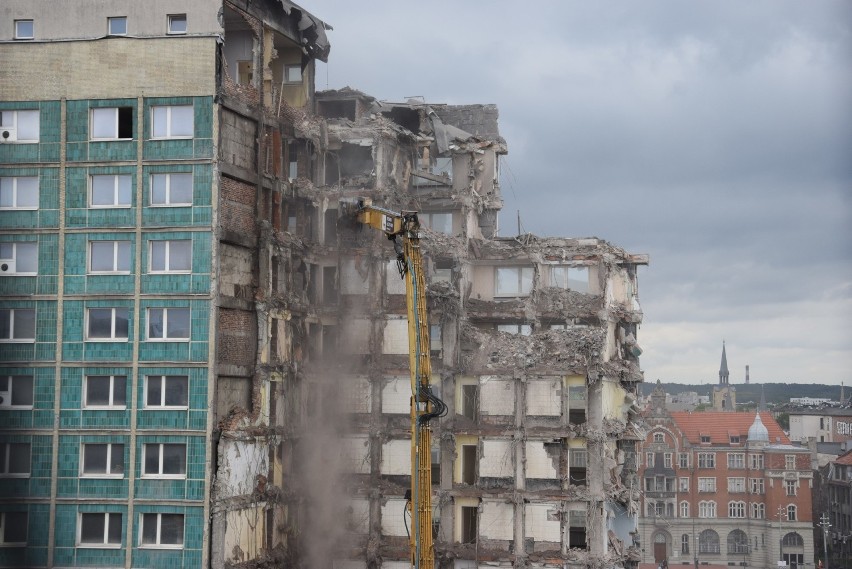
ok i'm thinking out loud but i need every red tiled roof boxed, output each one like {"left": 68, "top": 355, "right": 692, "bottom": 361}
{"left": 835, "top": 450, "right": 852, "bottom": 466}
{"left": 669, "top": 411, "right": 790, "bottom": 445}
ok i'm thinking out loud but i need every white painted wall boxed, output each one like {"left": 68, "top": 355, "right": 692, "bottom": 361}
{"left": 341, "top": 319, "right": 370, "bottom": 354}
{"left": 480, "top": 377, "right": 514, "bottom": 416}
{"left": 480, "top": 439, "right": 513, "bottom": 478}
{"left": 340, "top": 258, "right": 370, "bottom": 294}
{"left": 224, "top": 506, "right": 266, "bottom": 564}
{"left": 526, "top": 377, "right": 561, "bottom": 416}
{"left": 382, "top": 376, "right": 411, "bottom": 414}
{"left": 344, "top": 375, "right": 371, "bottom": 413}
{"left": 383, "top": 317, "right": 409, "bottom": 354}
{"left": 524, "top": 503, "right": 561, "bottom": 542}
{"left": 346, "top": 498, "right": 370, "bottom": 534}
{"left": 525, "top": 441, "right": 557, "bottom": 479}
{"left": 218, "top": 440, "right": 269, "bottom": 498}
{"left": 381, "top": 439, "right": 411, "bottom": 475}
{"left": 480, "top": 500, "right": 514, "bottom": 540}
{"left": 386, "top": 260, "right": 407, "bottom": 294}
{"left": 381, "top": 498, "right": 409, "bottom": 536}
{"left": 341, "top": 436, "right": 370, "bottom": 474}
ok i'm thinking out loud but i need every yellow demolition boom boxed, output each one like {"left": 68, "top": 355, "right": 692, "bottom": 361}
{"left": 356, "top": 199, "right": 446, "bottom": 569}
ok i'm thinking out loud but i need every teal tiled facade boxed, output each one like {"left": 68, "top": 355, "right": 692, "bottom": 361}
{"left": 1, "top": 92, "right": 213, "bottom": 567}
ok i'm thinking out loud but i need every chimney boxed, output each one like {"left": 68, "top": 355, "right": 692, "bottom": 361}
{"left": 745, "top": 365, "right": 749, "bottom": 384}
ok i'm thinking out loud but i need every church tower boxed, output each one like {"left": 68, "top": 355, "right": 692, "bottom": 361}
{"left": 713, "top": 341, "right": 737, "bottom": 411}
{"left": 719, "top": 340, "right": 730, "bottom": 385}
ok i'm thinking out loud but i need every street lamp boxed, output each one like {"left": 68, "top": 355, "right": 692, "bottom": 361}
{"left": 820, "top": 513, "right": 832, "bottom": 569}
{"left": 779, "top": 506, "right": 788, "bottom": 567}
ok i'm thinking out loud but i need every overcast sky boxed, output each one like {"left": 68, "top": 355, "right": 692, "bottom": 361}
{"left": 308, "top": 1, "right": 852, "bottom": 385}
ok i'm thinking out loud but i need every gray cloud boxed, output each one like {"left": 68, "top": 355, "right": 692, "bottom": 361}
{"left": 309, "top": 0, "right": 852, "bottom": 383}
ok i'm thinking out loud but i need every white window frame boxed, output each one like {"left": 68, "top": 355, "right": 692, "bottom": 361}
{"left": 678, "top": 477, "right": 689, "bottom": 492}
{"left": 150, "top": 172, "right": 192, "bottom": 206}
{"left": 698, "top": 477, "right": 716, "bottom": 492}
{"left": 698, "top": 452, "right": 715, "bottom": 468}
{"left": 496, "top": 323, "right": 531, "bottom": 336}
{"left": 0, "top": 176, "right": 39, "bottom": 209}
{"left": 0, "top": 512, "right": 27, "bottom": 546}
{"left": 139, "top": 512, "right": 184, "bottom": 549}
{"left": 0, "top": 308, "right": 36, "bottom": 343}
{"left": 653, "top": 433, "right": 664, "bottom": 443}
{"left": 0, "top": 375, "right": 34, "bottom": 409}
{"left": 89, "top": 174, "right": 131, "bottom": 208}
{"left": 148, "top": 240, "right": 191, "bottom": 273}
{"left": 83, "top": 375, "right": 127, "bottom": 409}
{"left": 144, "top": 375, "right": 189, "bottom": 409}
{"left": 107, "top": 16, "right": 127, "bottom": 36}
{"left": 85, "top": 307, "right": 129, "bottom": 341}
{"left": 421, "top": 212, "right": 453, "bottom": 234}
{"left": 0, "top": 242, "right": 38, "bottom": 275}
{"left": 151, "top": 105, "right": 193, "bottom": 139}
{"left": 283, "top": 64, "right": 302, "bottom": 84}
{"left": 551, "top": 265, "right": 590, "bottom": 293}
{"left": 14, "top": 20, "right": 33, "bottom": 40}
{"left": 698, "top": 501, "right": 716, "bottom": 518}
{"left": 728, "top": 501, "right": 746, "bottom": 518}
{"left": 0, "top": 109, "right": 39, "bottom": 142}
{"left": 646, "top": 452, "right": 654, "bottom": 468}
{"left": 0, "top": 442, "right": 31, "bottom": 477}
{"left": 90, "top": 107, "right": 132, "bottom": 141}
{"left": 146, "top": 307, "right": 191, "bottom": 342}
{"left": 141, "top": 443, "right": 187, "bottom": 479}
{"left": 664, "top": 452, "right": 673, "bottom": 468}
{"left": 727, "top": 477, "right": 746, "bottom": 493}
{"left": 678, "top": 452, "right": 689, "bottom": 468}
{"left": 679, "top": 501, "right": 689, "bottom": 518}
{"left": 167, "top": 14, "right": 187, "bottom": 35}
{"left": 88, "top": 240, "right": 131, "bottom": 274}
{"left": 80, "top": 442, "right": 124, "bottom": 478}
{"left": 727, "top": 452, "right": 745, "bottom": 469}
{"left": 751, "top": 502, "right": 765, "bottom": 519}
{"left": 787, "top": 504, "right": 797, "bottom": 521}
{"left": 785, "top": 479, "right": 797, "bottom": 496}
{"left": 785, "top": 454, "right": 796, "bottom": 470}
{"left": 494, "top": 266, "right": 534, "bottom": 297}
{"left": 77, "top": 512, "right": 122, "bottom": 548}
{"left": 750, "top": 453, "right": 764, "bottom": 469}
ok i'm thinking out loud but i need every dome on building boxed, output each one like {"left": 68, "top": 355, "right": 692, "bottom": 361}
{"left": 748, "top": 412, "right": 770, "bottom": 442}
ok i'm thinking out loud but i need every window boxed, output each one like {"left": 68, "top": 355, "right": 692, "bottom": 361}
{"left": 700, "top": 434, "right": 711, "bottom": 443}
{"left": 145, "top": 375, "right": 188, "bottom": 408}
{"left": 698, "top": 452, "right": 715, "bottom": 468}
{"left": 679, "top": 477, "right": 689, "bottom": 492}
{"left": 0, "top": 375, "right": 34, "bottom": 409}
{"left": 288, "top": 143, "right": 299, "bottom": 181}
{"left": 107, "top": 16, "right": 127, "bottom": 36}
{"left": 90, "top": 174, "right": 131, "bottom": 207}
{"left": 787, "top": 504, "right": 797, "bottom": 521}
{"left": 551, "top": 265, "right": 589, "bottom": 292}
{"left": 727, "top": 453, "right": 745, "bottom": 469}
{"left": 678, "top": 453, "right": 689, "bottom": 468}
{"left": 681, "top": 533, "right": 689, "bottom": 554}
{"left": 0, "top": 242, "right": 37, "bottom": 275}
{"left": 680, "top": 501, "right": 689, "bottom": 518}
{"left": 421, "top": 212, "right": 453, "bottom": 234}
{"left": 149, "top": 240, "right": 191, "bottom": 272}
{"left": 653, "top": 433, "right": 664, "bottom": 443}
{"left": 150, "top": 173, "right": 192, "bottom": 206}
{"left": 646, "top": 452, "right": 654, "bottom": 468}
{"left": 83, "top": 375, "right": 126, "bottom": 409}
{"left": 140, "top": 512, "right": 184, "bottom": 547}
{"left": 496, "top": 323, "right": 531, "bottom": 336}
{"left": 785, "top": 479, "right": 797, "bottom": 496}
{"left": 664, "top": 453, "right": 673, "bottom": 468}
{"left": 142, "top": 443, "right": 186, "bottom": 477}
{"left": 152, "top": 105, "right": 193, "bottom": 138}
{"left": 284, "top": 64, "right": 302, "bottom": 83}
{"left": 0, "top": 176, "right": 38, "bottom": 209}
{"left": 0, "top": 512, "right": 27, "bottom": 545}
{"left": 460, "top": 383, "right": 478, "bottom": 420}
{"left": 730, "top": 435, "right": 740, "bottom": 444}
{"left": 86, "top": 308, "right": 129, "bottom": 341}
{"left": 0, "top": 442, "right": 30, "bottom": 477}
{"left": 237, "top": 61, "right": 253, "bottom": 85}
{"left": 167, "top": 14, "right": 187, "bottom": 35}
{"left": 750, "top": 453, "right": 764, "bottom": 469}
{"left": 495, "top": 266, "right": 533, "bottom": 297}
{"left": 78, "top": 512, "right": 121, "bottom": 546}
{"left": 750, "top": 478, "right": 765, "bottom": 494}
{"left": 785, "top": 455, "right": 796, "bottom": 470}
{"left": 728, "top": 477, "right": 746, "bottom": 493}
{"left": 81, "top": 443, "right": 124, "bottom": 477}
{"left": 0, "top": 110, "right": 39, "bottom": 142}
{"left": 728, "top": 501, "right": 746, "bottom": 518}
{"left": 699, "top": 529, "right": 720, "bottom": 554}
{"left": 728, "top": 529, "right": 749, "bottom": 554}
{"left": 698, "top": 477, "right": 716, "bottom": 492}
{"left": 0, "top": 308, "right": 35, "bottom": 342}
{"left": 90, "top": 107, "right": 133, "bottom": 140}
{"left": 14, "top": 20, "right": 34, "bottom": 40}
{"left": 698, "top": 501, "right": 716, "bottom": 518}
{"left": 89, "top": 240, "right": 131, "bottom": 273}
{"left": 751, "top": 503, "right": 765, "bottom": 519}
{"left": 146, "top": 308, "right": 190, "bottom": 341}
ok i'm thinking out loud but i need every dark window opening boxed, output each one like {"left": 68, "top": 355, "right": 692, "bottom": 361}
{"left": 288, "top": 143, "right": 299, "bottom": 181}
{"left": 117, "top": 106, "right": 133, "bottom": 139}
{"left": 322, "top": 266, "right": 338, "bottom": 305}
{"left": 308, "top": 264, "right": 319, "bottom": 304}
{"left": 324, "top": 209, "right": 338, "bottom": 245}
{"left": 461, "top": 384, "right": 478, "bottom": 420}
{"left": 461, "top": 506, "right": 477, "bottom": 543}
{"left": 322, "top": 325, "right": 337, "bottom": 354}
{"left": 325, "top": 144, "right": 373, "bottom": 185}
{"left": 461, "top": 445, "right": 476, "bottom": 485}
{"left": 317, "top": 99, "right": 357, "bottom": 120}
{"left": 383, "top": 107, "right": 420, "bottom": 133}
{"left": 431, "top": 446, "right": 440, "bottom": 486}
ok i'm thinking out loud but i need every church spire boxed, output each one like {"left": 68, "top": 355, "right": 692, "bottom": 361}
{"left": 719, "top": 341, "right": 729, "bottom": 385}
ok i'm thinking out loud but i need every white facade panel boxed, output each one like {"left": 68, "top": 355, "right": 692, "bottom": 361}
{"left": 383, "top": 318, "right": 409, "bottom": 354}
{"left": 525, "top": 441, "right": 557, "bottom": 479}
{"left": 386, "top": 260, "right": 407, "bottom": 294}
{"left": 341, "top": 319, "right": 370, "bottom": 354}
{"left": 381, "top": 439, "right": 411, "bottom": 475}
{"left": 341, "top": 436, "right": 370, "bottom": 474}
{"left": 524, "top": 503, "right": 561, "bottom": 542}
{"left": 381, "top": 498, "right": 409, "bottom": 536}
{"left": 382, "top": 376, "right": 411, "bottom": 414}
{"left": 526, "top": 377, "right": 561, "bottom": 416}
{"left": 480, "top": 439, "right": 513, "bottom": 478}
{"left": 480, "top": 377, "right": 514, "bottom": 416}
{"left": 341, "top": 258, "right": 370, "bottom": 294}
{"left": 480, "top": 501, "right": 514, "bottom": 540}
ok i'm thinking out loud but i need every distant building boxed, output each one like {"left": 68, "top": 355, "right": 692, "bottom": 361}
{"left": 790, "top": 397, "right": 833, "bottom": 406}
{"left": 712, "top": 342, "right": 737, "bottom": 411}
{"left": 789, "top": 408, "right": 852, "bottom": 443}
{"left": 640, "top": 382, "right": 814, "bottom": 568}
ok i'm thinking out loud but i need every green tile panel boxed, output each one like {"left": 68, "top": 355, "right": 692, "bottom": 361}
{"left": 65, "top": 166, "right": 137, "bottom": 228}
{"left": 0, "top": 300, "right": 56, "bottom": 362}
{"left": 0, "top": 366, "right": 54, "bottom": 430}
{"left": 0, "top": 434, "right": 51, "bottom": 498}
{"left": 0, "top": 503, "right": 49, "bottom": 567}
{"left": 137, "top": 299, "right": 209, "bottom": 362}
{"left": 136, "top": 367, "right": 208, "bottom": 431}
{"left": 53, "top": 504, "right": 127, "bottom": 567}
{"left": 130, "top": 505, "right": 203, "bottom": 569}
{"left": 62, "top": 232, "right": 136, "bottom": 295}
{"left": 0, "top": 167, "right": 60, "bottom": 229}
{"left": 140, "top": 232, "right": 212, "bottom": 294}
{"left": 142, "top": 97, "right": 214, "bottom": 161}
{"left": 0, "top": 233, "right": 59, "bottom": 296}
{"left": 56, "top": 434, "right": 129, "bottom": 499}
{"left": 141, "top": 164, "right": 213, "bottom": 227}
{"left": 0, "top": 101, "right": 61, "bottom": 164}
{"left": 65, "top": 98, "right": 138, "bottom": 163}
{"left": 61, "top": 300, "right": 134, "bottom": 363}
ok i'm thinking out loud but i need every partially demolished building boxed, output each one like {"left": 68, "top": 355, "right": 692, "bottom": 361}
{"left": 0, "top": 1, "right": 646, "bottom": 568}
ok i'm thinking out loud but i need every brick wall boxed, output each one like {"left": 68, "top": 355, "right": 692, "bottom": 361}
{"left": 218, "top": 308, "right": 257, "bottom": 367}
{"left": 221, "top": 176, "right": 257, "bottom": 236}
